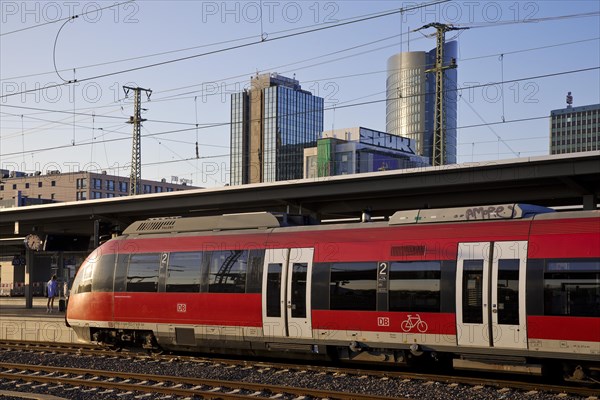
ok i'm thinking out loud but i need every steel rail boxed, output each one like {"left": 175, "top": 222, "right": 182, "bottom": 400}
{"left": 0, "top": 362, "right": 399, "bottom": 400}
{"left": 1, "top": 341, "right": 597, "bottom": 398}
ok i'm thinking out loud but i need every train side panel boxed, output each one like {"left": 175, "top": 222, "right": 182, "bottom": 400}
{"left": 66, "top": 210, "right": 600, "bottom": 376}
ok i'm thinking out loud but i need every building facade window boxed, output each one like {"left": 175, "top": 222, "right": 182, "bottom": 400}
{"left": 76, "top": 178, "right": 87, "bottom": 189}
{"left": 106, "top": 180, "right": 115, "bottom": 191}
{"left": 143, "top": 184, "right": 151, "bottom": 194}
{"left": 92, "top": 178, "right": 102, "bottom": 189}
{"left": 38, "top": 182, "right": 43, "bottom": 187}
{"left": 118, "top": 181, "right": 128, "bottom": 193}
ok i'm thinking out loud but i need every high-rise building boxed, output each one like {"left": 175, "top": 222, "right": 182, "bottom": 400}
{"left": 550, "top": 102, "right": 599, "bottom": 155}
{"left": 230, "top": 73, "right": 324, "bottom": 185}
{"left": 386, "top": 41, "right": 457, "bottom": 164}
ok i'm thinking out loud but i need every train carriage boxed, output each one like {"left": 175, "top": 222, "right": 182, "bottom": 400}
{"left": 66, "top": 204, "right": 600, "bottom": 381}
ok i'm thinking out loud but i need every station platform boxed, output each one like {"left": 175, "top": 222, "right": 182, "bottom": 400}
{"left": 0, "top": 297, "right": 78, "bottom": 344}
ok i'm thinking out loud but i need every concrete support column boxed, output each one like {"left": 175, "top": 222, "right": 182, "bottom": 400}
{"left": 24, "top": 248, "right": 33, "bottom": 309}
{"left": 583, "top": 194, "right": 598, "bottom": 210}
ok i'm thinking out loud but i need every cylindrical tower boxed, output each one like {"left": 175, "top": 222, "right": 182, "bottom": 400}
{"left": 386, "top": 51, "right": 428, "bottom": 157}
{"left": 386, "top": 41, "right": 458, "bottom": 164}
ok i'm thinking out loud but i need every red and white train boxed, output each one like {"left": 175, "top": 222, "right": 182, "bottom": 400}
{"left": 66, "top": 204, "right": 600, "bottom": 381}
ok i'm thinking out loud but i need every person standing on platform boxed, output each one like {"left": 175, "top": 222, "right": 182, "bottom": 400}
{"left": 46, "top": 275, "right": 58, "bottom": 313}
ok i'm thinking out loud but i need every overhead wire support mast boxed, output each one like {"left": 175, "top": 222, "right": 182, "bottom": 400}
{"left": 416, "top": 23, "right": 468, "bottom": 166}
{"left": 123, "top": 86, "right": 152, "bottom": 195}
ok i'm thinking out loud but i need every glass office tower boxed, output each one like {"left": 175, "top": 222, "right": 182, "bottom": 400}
{"left": 230, "top": 73, "right": 324, "bottom": 185}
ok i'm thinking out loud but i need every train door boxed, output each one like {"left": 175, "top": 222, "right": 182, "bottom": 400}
{"left": 456, "top": 241, "right": 528, "bottom": 349}
{"left": 262, "top": 248, "right": 314, "bottom": 340}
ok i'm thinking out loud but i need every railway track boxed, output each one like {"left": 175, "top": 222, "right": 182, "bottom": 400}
{"left": 0, "top": 362, "right": 396, "bottom": 400}
{"left": 1, "top": 340, "right": 598, "bottom": 399}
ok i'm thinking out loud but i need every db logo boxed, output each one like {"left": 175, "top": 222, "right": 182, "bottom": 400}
{"left": 177, "top": 303, "right": 187, "bottom": 313}
{"left": 377, "top": 317, "right": 390, "bottom": 327}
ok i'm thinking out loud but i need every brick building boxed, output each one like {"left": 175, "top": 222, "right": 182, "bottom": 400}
{"left": 0, "top": 170, "right": 195, "bottom": 207}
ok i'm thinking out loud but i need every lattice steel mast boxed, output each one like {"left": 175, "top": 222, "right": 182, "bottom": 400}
{"left": 416, "top": 23, "right": 467, "bottom": 166}
{"left": 123, "top": 86, "right": 152, "bottom": 195}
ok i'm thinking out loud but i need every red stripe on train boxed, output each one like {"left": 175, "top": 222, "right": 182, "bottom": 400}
{"left": 528, "top": 316, "right": 600, "bottom": 342}
{"left": 68, "top": 292, "right": 262, "bottom": 327}
{"left": 312, "top": 310, "right": 457, "bottom": 335}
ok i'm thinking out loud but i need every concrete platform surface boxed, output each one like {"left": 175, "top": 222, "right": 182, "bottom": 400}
{"left": 0, "top": 297, "right": 78, "bottom": 344}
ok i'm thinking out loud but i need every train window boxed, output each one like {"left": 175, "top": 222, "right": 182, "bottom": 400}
{"left": 389, "top": 261, "right": 441, "bottom": 312}
{"left": 92, "top": 254, "right": 117, "bottom": 292}
{"left": 497, "top": 259, "right": 520, "bottom": 325}
{"left": 330, "top": 262, "right": 377, "bottom": 311}
{"left": 207, "top": 250, "right": 247, "bottom": 293}
{"left": 311, "top": 263, "right": 331, "bottom": 310}
{"left": 77, "top": 259, "right": 94, "bottom": 293}
{"left": 291, "top": 263, "right": 308, "bottom": 318}
{"left": 246, "top": 249, "right": 265, "bottom": 293}
{"left": 462, "top": 260, "right": 484, "bottom": 324}
{"left": 266, "top": 263, "right": 282, "bottom": 317}
{"left": 70, "top": 265, "right": 83, "bottom": 294}
{"left": 166, "top": 252, "right": 202, "bottom": 292}
{"left": 544, "top": 259, "right": 600, "bottom": 317}
{"left": 72, "top": 252, "right": 96, "bottom": 294}
{"left": 113, "top": 254, "right": 129, "bottom": 292}
{"left": 126, "top": 253, "right": 160, "bottom": 292}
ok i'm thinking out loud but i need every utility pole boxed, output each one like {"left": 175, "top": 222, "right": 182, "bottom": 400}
{"left": 416, "top": 23, "right": 468, "bottom": 166}
{"left": 123, "top": 86, "right": 152, "bottom": 195}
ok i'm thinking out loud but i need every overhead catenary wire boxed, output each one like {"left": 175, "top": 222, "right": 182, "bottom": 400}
{"left": 0, "top": 0, "right": 136, "bottom": 37}
{"left": 1, "top": 7, "right": 596, "bottom": 84}
{"left": 4, "top": 32, "right": 598, "bottom": 141}
{"left": 2, "top": 33, "right": 597, "bottom": 126}
{"left": 0, "top": 0, "right": 443, "bottom": 82}
{"left": 0, "top": 0, "right": 453, "bottom": 100}
{"left": 2, "top": 66, "right": 597, "bottom": 160}
{"left": 2, "top": 8, "right": 598, "bottom": 168}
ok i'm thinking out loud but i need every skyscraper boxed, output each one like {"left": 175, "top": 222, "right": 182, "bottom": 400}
{"left": 230, "top": 73, "right": 324, "bottom": 185}
{"left": 386, "top": 41, "right": 457, "bottom": 164}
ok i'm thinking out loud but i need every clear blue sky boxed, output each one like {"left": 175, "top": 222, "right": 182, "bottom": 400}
{"left": 1, "top": 0, "right": 599, "bottom": 187}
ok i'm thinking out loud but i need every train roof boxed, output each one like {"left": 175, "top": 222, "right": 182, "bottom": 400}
{"left": 121, "top": 204, "right": 568, "bottom": 236}
{"left": 388, "top": 204, "right": 554, "bottom": 225}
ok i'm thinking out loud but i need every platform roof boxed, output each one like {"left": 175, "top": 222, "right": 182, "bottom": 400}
{"left": 1, "top": 152, "right": 598, "bottom": 241}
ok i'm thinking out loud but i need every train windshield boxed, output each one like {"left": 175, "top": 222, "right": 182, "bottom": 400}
{"left": 70, "top": 249, "right": 100, "bottom": 295}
